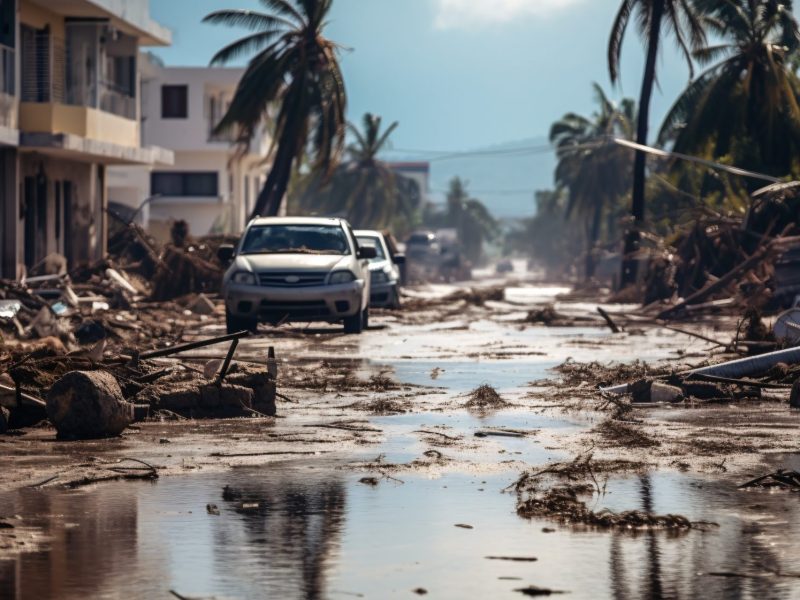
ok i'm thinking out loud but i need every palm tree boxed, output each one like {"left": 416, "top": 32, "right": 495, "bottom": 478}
{"left": 659, "top": 0, "right": 800, "bottom": 182}
{"left": 442, "top": 178, "right": 498, "bottom": 264}
{"left": 608, "top": 0, "right": 706, "bottom": 285}
{"left": 550, "top": 84, "right": 636, "bottom": 280}
{"left": 292, "top": 113, "right": 421, "bottom": 233}
{"left": 204, "top": 0, "right": 346, "bottom": 218}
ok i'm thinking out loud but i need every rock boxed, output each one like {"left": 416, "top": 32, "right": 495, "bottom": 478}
{"left": 46, "top": 370, "right": 133, "bottom": 439}
{"left": 188, "top": 293, "right": 216, "bottom": 316}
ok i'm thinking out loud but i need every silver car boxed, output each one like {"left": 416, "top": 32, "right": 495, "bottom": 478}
{"left": 218, "top": 217, "right": 375, "bottom": 334}
{"left": 355, "top": 230, "right": 403, "bottom": 309}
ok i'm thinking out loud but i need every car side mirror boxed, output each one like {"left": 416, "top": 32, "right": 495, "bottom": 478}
{"left": 393, "top": 254, "right": 406, "bottom": 265}
{"left": 358, "top": 246, "right": 377, "bottom": 260}
{"left": 217, "top": 244, "right": 235, "bottom": 263}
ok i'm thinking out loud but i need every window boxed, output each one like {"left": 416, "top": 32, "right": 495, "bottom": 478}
{"left": 241, "top": 225, "right": 351, "bottom": 255}
{"left": 151, "top": 172, "right": 219, "bottom": 197}
{"left": 161, "top": 85, "right": 188, "bottom": 118}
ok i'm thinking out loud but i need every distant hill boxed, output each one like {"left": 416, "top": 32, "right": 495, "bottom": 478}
{"left": 385, "top": 136, "right": 556, "bottom": 220}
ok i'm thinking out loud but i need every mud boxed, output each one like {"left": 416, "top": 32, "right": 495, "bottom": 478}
{"left": 5, "top": 278, "right": 800, "bottom": 598}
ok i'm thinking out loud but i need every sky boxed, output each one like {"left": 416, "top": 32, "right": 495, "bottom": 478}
{"left": 148, "top": 0, "right": 696, "bottom": 154}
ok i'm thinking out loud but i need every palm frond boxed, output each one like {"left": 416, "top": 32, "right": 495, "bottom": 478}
{"left": 608, "top": 0, "right": 635, "bottom": 83}
{"left": 257, "top": 0, "right": 305, "bottom": 24}
{"left": 202, "top": 10, "right": 293, "bottom": 31}
{"left": 209, "top": 30, "right": 286, "bottom": 65}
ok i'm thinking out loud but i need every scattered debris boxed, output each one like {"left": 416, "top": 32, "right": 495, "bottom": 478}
{"left": 485, "top": 556, "right": 538, "bottom": 562}
{"left": 454, "top": 523, "right": 474, "bottom": 529}
{"left": 465, "top": 384, "right": 509, "bottom": 411}
{"left": 514, "top": 585, "right": 568, "bottom": 597}
{"left": 740, "top": 469, "right": 800, "bottom": 490}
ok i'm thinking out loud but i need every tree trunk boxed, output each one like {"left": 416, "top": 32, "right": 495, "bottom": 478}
{"left": 621, "top": 0, "right": 664, "bottom": 287}
{"left": 251, "top": 128, "right": 299, "bottom": 219}
{"left": 586, "top": 202, "right": 603, "bottom": 281}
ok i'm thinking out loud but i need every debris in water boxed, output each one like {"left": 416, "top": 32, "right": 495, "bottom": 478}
{"left": 739, "top": 469, "right": 800, "bottom": 489}
{"left": 465, "top": 384, "right": 509, "bottom": 411}
{"left": 206, "top": 504, "right": 220, "bottom": 515}
{"left": 454, "top": 523, "right": 474, "bottom": 529}
{"left": 514, "top": 585, "right": 568, "bottom": 597}
{"left": 485, "top": 556, "right": 538, "bottom": 562}
{"left": 359, "top": 477, "right": 379, "bottom": 486}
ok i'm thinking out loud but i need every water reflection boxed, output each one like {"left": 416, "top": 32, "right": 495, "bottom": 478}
{"left": 0, "top": 466, "right": 347, "bottom": 600}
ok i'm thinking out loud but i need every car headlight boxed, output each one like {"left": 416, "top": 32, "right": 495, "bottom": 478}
{"left": 329, "top": 270, "right": 356, "bottom": 285}
{"left": 232, "top": 271, "right": 256, "bottom": 285}
{"left": 371, "top": 270, "right": 389, "bottom": 284}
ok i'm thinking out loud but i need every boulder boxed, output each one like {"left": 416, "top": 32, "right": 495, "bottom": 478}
{"left": 46, "top": 370, "right": 132, "bottom": 439}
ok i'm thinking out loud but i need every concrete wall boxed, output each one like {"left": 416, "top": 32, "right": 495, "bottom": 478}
{"left": 19, "top": 103, "right": 140, "bottom": 147}
{"left": 109, "top": 60, "right": 270, "bottom": 241}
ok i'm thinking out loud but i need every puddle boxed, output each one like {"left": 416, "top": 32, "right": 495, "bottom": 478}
{"left": 3, "top": 465, "right": 800, "bottom": 599}
{"left": 377, "top": 359, "right": 560, "bottom": 393}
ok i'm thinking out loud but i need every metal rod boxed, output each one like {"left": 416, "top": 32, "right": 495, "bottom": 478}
{"left": 216, "top": 338, "right": 239, "bottom": 385}
{"left": 138, "top": 330, "right": 250, "bottom": 360}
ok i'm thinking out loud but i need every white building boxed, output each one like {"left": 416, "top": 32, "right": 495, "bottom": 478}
{"left": 108, "top": 56, "right": 270, "bottom": 242}
{"left": 0, "top": 0, "right": 173, "bottom": 279}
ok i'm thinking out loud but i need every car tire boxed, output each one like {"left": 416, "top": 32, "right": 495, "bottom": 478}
{"left": 343, "top": 308, "right": 364, "bottom": 334}
{"left": 389, "top": 288, "right": 402, "bottom": 310}
{"left": 362, "top": 307, "right": 369, "bottom": 330}
{"left": 226, "top": 310, "right": 257, "bottom": 335}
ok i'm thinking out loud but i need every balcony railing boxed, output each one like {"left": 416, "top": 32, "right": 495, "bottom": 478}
{"left": 0, "top": 46, "right": 13, "bottom": 96}
{"left": 21, "top": 32, "right": 136, "bottom": 120}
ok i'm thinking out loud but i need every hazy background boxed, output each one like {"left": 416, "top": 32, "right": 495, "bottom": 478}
{"left": 150, "top": 0, "right": 697, "bottom": 217}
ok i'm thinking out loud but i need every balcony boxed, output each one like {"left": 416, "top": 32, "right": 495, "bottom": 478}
{"left": 19, "top": 26, "right": 140, "bottom": 149}
{"left": 21, "top": 26, "right": 137, "bottom": 120}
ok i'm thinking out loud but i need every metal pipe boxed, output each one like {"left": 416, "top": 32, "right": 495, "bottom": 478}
{"left": 601, "top": 345, "right": 800, "bottom": 394}
{"left": 138, "top": 330, "right": 251, "bottom": 360}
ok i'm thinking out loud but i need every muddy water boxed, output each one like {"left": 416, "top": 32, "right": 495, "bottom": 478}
{"left": 4, "top": 461, "right": 800, "bottom": 599}
{"left": 3, "top": 286, "right": 800, "bottom": 599}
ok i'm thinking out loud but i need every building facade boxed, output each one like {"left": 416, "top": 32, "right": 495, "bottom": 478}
{"left": 108, "top": 58, "right": 270, "bottom": 243}
{"left": 0, "top": 0, "right": 173, "bottom": 279}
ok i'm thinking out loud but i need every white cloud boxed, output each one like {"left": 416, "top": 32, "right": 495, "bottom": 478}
{"left": 433, "top": 0, "right": 585, "bottom": 30}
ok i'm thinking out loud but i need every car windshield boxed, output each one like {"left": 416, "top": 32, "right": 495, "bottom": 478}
{"left": 356, "top": 236, "right": 386, "bottom": 262}
{"left": 241, "top": 224, "right": 351, "bottom": 255}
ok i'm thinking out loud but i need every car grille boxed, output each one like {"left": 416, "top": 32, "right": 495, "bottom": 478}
{"left": 257, "top": 271, "right": 327, "bottom": 287}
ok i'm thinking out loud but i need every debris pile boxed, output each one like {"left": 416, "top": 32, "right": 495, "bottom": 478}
{"left": 0, "top": 332, "right": 279, "bottom": 439}
{"left": 510, "top": 455, "right": 711, "bottom": 531}
{"left": 464, "top": 384, "right": 509, "bottom": 411}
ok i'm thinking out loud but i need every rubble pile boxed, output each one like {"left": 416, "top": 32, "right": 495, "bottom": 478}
{"left": 0, "top": 333, "right": 279, "bottom": 439}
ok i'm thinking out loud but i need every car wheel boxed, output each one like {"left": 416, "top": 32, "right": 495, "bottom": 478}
{"left": 343, "top": 309, "right": 364, "bottom": 334}
{"left": 226, "top": 310, "right": 257, "bottom": 335}
{"left": 389, "top": 288, "right": 402, "bottom": 310}
{"left": 362, "top": 307, "right": 370, "bottom": 330}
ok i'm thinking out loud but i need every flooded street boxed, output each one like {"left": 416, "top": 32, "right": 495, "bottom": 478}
{"left": 3, "top": 283, "right": 800, "bottom": 599}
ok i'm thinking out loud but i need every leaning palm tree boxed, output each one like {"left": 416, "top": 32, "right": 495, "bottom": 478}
{"left": 550, "top": 84, "right": 636, "bottom": 280}
{"left": 292, "top": 113, "right": 421, "bottom": 233}
{"left": 443, "top": 178, "right": 498, "bottom": 264}
{"left": 608, "top": 0, "right": 706, "bottom": 285}
{"left": 659, "top": 0, "right": 800, "bottom": 181}
{"left": 204, "top": 0, "right": 346, "bottom": 218}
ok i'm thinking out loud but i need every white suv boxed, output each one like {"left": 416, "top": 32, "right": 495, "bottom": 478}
{"left": 218, "top": 217, "right": 375, "bottom": 334}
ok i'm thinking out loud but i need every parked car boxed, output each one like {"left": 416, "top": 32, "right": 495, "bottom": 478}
{"left": 355, "top": 230, "right": 404, "bottom": 308}
{"left": 218, "top": 217, "right": 376, "bottom": 334}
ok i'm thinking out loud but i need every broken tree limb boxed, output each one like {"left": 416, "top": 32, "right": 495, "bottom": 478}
{"left": 659, "top": 323, "right": 729, "bottom": 348}
{"left": 658, "top": 235, "right": 800, "bottom": 320}
{"left": 596, "top": 307, "right": 621, "bottom": 333}
{"left": 658, "top": 245, "right": 772, "bottom": 319}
